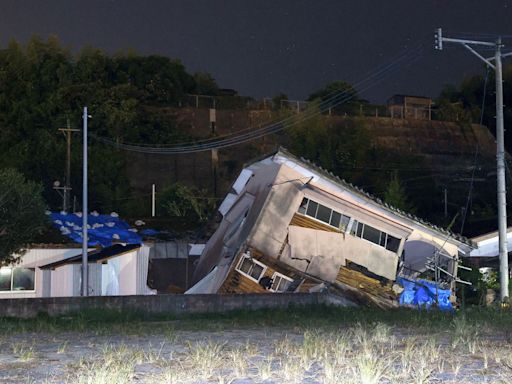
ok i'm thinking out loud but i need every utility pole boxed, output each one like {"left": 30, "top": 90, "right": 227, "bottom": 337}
{"left": 58, "top": 119, "right": 79, "bottom": 212}
{"left": 82, "top": 107, "right": 89, "bottom": 297}
{"left": 444, "top": 187, "right": 448, "bottom": 218}
{"left": 435, "top": 28, "right": 512, "bottom": 302}
{"left": 151, "top": 184, "right": 156, "bottom": 217}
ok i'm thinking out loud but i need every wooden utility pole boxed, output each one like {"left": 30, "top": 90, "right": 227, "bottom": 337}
{"left": 58, "top": 119, "right": 79, "bottom": 212}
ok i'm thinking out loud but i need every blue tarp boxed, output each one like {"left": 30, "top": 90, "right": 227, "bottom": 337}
{"left": 397, "top": 277, "right": 454, "bottom": 311}
{"left": 49, "top": 211, "right": 142, "bottom": 247}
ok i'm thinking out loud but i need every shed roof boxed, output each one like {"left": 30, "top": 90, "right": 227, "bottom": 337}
{"left": 39, "top": 244, "right": 141, "bottom": 269}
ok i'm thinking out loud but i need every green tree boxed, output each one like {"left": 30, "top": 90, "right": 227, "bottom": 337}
{"left": 0, "top": 169, "right": 46, "bottom": 265}
{"left": 0, "top": 36, "right": 213, "bottom": 215}
{"left": 436, "top": 63, "right": 512, "bottom": 148}
{"left": 272, "top": 93, "right": 289, "bottom": 110}
{"left": 193, "top": 72, "right": 219, "bottom": 95}
{"left": 308, "top": 80, "right": 368, "bottom": 115}
{"left": 158, "top": 183, "right": 214, "bottom": 222}
{"left": 383, "top": 172, "right": 415, "bottom": 213}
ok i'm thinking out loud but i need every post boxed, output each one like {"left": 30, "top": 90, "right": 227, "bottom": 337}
{"left": 151, "top": 184, "right": 156, "bottom": 217}
{"left": 64, "top": 119, "right": 71, "bottom": 211}
{"left": 444, "top": 188, "right": 448, "bottom": 218}
{"left": 435, "top": 28, "right": 510, "bottom": 302}
{"left": 58, "top": 119, "right": 79, "bottom": 212}
{"left": 495, "top": 38, "right": 509, "bottom": 302}
{"left": 82, "top": 106, "right": 88, "bottom": 297}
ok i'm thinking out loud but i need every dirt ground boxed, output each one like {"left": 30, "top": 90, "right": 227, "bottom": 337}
{"left": 1, "top": 311, "right": 512, "bottom": 384}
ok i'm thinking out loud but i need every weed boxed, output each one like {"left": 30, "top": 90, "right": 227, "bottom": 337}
{"left": 57, "top": 340, "right": 68, "bottom": 354}
{"left": 12, "top": 341, "right": 35, "bottom": 361}
{"left": 187, "top": 340, "right": 225, "bottom": 380}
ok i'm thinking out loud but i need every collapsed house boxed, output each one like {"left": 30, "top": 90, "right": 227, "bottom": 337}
{"left": 187, "top": 148, "right": 474, "bottom": 307}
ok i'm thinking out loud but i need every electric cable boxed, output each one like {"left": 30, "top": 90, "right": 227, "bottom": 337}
{"left": 91, "top": 41, "right": 427, "bottom": 154}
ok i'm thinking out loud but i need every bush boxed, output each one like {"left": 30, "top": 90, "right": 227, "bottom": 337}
{"left": 157, "top": 183, "right": 214, "bottom": 222}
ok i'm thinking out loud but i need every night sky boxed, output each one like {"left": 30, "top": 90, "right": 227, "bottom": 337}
{"left": 0, "top": 0, "right": 511, "bottom": 103}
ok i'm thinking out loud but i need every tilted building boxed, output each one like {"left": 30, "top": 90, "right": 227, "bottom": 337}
{"left": 187, "top": 148, "right": 474, "bottom": 306}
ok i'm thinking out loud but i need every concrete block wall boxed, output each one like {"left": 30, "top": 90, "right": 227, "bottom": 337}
{"left": 0, "top": 293, "right": 333, "bottom": 318}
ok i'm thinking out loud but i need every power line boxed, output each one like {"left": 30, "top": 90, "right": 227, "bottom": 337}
{"left": 112, "top": 40, "right": 428, "bottom": 149}
{"left": 91, "top": 41, "right": 426, "bottom": 154}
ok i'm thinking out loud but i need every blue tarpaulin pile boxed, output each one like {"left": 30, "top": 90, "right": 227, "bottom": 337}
{"left": 49, "top": 211, "right": 142, "bottom": 247}
{"left": 397, "top": 277, "right": 454, "bottom": 311}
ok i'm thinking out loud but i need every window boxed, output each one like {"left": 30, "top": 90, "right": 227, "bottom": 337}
{"left": 298, "top": 197, "right": 351, "bottom": 232}
{"left": 236, "top": 254, "right": 267, "bottom": 282}
{"left": 0, "top": 267, "right": 35, "bottom": 291}
{"left": 386, "top": 235, "right": 401, "bottom": 253}
{"left": 362, "top": 225, "right": 381, "bottom": 244}
{"left": 316, "top": 204, "right": 331, "bottom": 223}
{"left": 350, "top": 221, "right": 401, "bottom": 254}
{"left": 270, "top": 272, "right": 293, "bottom": 292}
{"left": 306, "top": 200, "right": 319, "bottom": 217}
{"left": 299, "top": 198, "right": 402, "bottom": 254}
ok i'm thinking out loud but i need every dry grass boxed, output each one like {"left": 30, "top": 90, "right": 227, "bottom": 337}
{"left": 3, "top": 307, "right": 512, "bottom": 383}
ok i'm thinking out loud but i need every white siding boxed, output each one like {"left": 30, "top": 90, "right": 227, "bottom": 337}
{"left": 51, "top": 264, "right": 75, "bottom": 297}
{"left": 136, "top": 245, "right": 151, "bottom": 294}
{"left": 0, "top": 248, "right": 81, "bottom": 299}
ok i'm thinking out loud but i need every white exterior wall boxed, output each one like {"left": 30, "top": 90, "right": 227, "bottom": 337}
{"left": 101, "top": 245, "right": 151, "bottom": 296}
{"left": 50, "top": 264, "right": 75, "bottom": 297}
{"left": 1, "top": 246, "right": 151, "bottom": 299}
{"left": 136, "top": 245, "right": 151, "bottom": 294}
{"left": 118, "top": 251, "right": 138, "bottom": 295}
{"left": 0, "top": 248, "right": 81, "bottom": 299}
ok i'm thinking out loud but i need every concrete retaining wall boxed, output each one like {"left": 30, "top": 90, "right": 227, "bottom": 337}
{"left": 0, "top": 293, "right": 339, "bottom": 318}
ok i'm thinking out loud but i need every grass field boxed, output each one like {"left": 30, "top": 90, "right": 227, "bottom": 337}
{"left": 1, "top": 305, "right": 512, "bottom": 383}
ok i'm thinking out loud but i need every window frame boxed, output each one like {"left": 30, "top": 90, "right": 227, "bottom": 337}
{"left": 0, "top": 267, "right": 36, "bottom": 293}
{"left": 297, "top": 197, "right": 351, "bottom": 232}
{"left": 269, "top": 272, "right": 294, "bottom": 293}
{"left": 235, "top": 254, "right": 267, "bottom": 283}
{"left": 349, "top": 221, "right": 402, "bottom": 254}
{"left": 299, "top": 197, "right": 403, "bottom": 254}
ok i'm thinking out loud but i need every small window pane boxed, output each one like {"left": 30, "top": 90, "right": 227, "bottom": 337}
{"left": 316, "top": 204, "right": 331, "bottom": 223}
{"left": 306, "top": 201, "right": 318, "bottom": 217}
{"left": 238, "top": 257, "right": 252, "bottom": 274}
{"left": 12, "top": 268, "right": 34, "bottom": 291}
{"left": 386, "top": 235, "right": 401, "bottom": 253}
{"left": 271, "top": 276, "right": 282, "bottom": 291}
{"left": 298, "top": 198, "right": 308, "bottom": 214}
{"left": 330, "top": 211, "right": 341, "bottom": 228}
{"left": 350, "top": 220, "right": 359, "bottom": 235}
{"left": 272, "top": 275, "right": 292, "bottom": 292}
{"left": 250, "top": 264, "right": 264, "bottom": 280}
{"left": 340, "top": 215, "right": 351, "bottom": 231}
{"left": 0, "top": 268, "right": 12, "bottom": 291}
{"left": 379, "top": 233, "right": 387, "bottom": 247}
{"left": 277, "top": 278, "right": 291, "bottom": 292}
{"left": 356, "top": 222, "right": 363, "bottom": 237}
{"left": 362, "top": 225, "right": 381, "bottom": 245}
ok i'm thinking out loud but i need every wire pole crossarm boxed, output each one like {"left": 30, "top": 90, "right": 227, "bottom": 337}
{"left": 435, "top": 28, "right": 510, "bottom": 303}
{"left": 441, "top": 36, "right": 495, "bottom": 47}
{"left": 462, "top": 44, "right": 496, "bottom": 69}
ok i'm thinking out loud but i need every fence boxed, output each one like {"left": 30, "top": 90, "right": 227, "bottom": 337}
{"left": 0, "top": 292, "right": 355, "bottom": 318}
